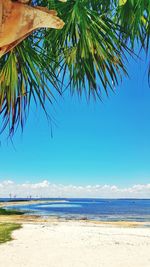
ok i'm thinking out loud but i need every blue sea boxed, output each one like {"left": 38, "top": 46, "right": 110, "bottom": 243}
{"left": 1, "top": 198, "right": 150, "bottom": 222}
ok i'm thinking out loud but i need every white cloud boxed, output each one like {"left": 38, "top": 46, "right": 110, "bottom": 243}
{"left": 0, "top": 180, "right": 150, "bottom": 198}
{"left": 2, "top": 180, "right": 14, "bottom": 186}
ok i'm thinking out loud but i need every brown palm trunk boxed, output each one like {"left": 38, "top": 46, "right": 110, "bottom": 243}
{"left": 0, "top": 0, "right": 64, "bottom": 57}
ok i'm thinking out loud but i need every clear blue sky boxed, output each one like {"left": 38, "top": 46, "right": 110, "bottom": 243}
{"left": 0, "top": 54, "right": 150, "bottom": 187}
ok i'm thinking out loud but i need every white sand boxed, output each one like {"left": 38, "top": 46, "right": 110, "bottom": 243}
{"left": 0, "top": 221, "right": 150, "bottom": 267}
{"left": 0, "top": 199, "right": 67, "bottom": 208}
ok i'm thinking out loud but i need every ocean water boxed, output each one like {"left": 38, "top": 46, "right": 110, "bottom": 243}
{"left": 2, "top": 198, "right": 150, "bottom": 222}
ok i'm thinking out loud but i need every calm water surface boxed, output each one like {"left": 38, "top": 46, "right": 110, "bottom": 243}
{"left": 2, "top": 198, "right": 150, "bottom": 222}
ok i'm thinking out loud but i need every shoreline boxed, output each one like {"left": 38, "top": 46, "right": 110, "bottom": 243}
{"left": 0, "top": 200, "right": 150, "bottom": 228}
{"left": 0, "top": 213, "right": 150, "bottom": 228}
{"left": 1, "top": 204, "right": 150, "bottom": 267}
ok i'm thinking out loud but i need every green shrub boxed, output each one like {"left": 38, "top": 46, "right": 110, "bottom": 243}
{"left": 0, "top": 208, "right": 24, "bottom": 215}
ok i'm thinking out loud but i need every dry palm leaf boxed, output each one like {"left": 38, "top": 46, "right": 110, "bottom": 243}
{"left": 0, "top": 0, "right": 64, "bottom": 57}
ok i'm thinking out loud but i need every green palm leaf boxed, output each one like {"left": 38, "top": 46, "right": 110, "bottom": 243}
{"left": 0, "top": 38, "right": 61, "bottom": 135}
{"left": 44, "top": 0, "right": 130, "bottom": 98}
{"left": 0, "top": 0, "right": 150, "bottom": 135}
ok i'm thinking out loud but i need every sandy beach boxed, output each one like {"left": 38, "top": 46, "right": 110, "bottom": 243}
{"left": 0, "top": 220, "right": 150, "bottom": 267}
{"left": 0, "top": 199, "right": 67, "bottom": 208}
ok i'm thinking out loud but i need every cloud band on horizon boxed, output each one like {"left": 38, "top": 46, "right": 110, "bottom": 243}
{"left": 0, "top": 180, "right": 150, "bottom": 199}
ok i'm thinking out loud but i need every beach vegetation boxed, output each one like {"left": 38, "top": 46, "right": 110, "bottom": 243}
{"left": 0, "top": 223, "right": 22, "bottom": 244}
{"left": 0, "top": 208, "right": 24, "bottom": 215}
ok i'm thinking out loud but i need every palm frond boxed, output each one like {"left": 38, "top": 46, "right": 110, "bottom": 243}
{"left": 115, "top": 0, "right": 150, "bottom": 51}
{"left": 0, "top": 0, "right": 150, "bottom": 135}
{"left": 44, "top": 0, "right": 130, "bottom": 98}
{"left": 0, "top": 38, "right": 61, "bottom": 135}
